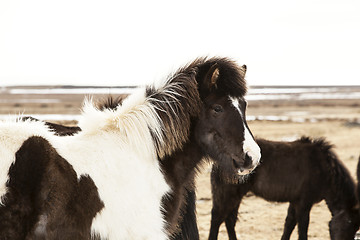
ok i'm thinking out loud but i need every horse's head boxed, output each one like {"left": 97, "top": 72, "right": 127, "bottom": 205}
{"left": 194, "top": 58, "right": 261, "bottom": 180}
{"left": 329, "top": 209, "right": 360, "bottom": 240}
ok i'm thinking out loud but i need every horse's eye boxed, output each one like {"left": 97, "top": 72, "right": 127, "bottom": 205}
{"left": 213, "top": 105, "right": 223, "bottom": 113}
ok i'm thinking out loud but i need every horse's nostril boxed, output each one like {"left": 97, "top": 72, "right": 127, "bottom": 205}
{"left": 244, "top": 152, "right": 253, "bottom": 168}
{"left": 233, "top": 158, "right": 241, "bottom": 169}
{"left": 245, "top": 152, "right": 252, "bottom": 161}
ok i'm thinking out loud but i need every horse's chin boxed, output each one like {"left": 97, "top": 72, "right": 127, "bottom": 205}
{"left": 237, "top": 165, "right": 257, "bottom": 176}
{"left": 220, "top": 169, "right": 250, "bottom": 184}
{"left": 237, "top": 169, "right": 252, "bottom": 176}
{"left": 211, "top": 154, "right": 256, "bottom": 182}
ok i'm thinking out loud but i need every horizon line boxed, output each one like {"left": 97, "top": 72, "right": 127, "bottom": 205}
{"left": 2, "top": 84, "right": 360, "bottom": 89}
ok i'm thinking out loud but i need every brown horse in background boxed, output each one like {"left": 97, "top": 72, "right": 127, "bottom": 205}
{"left": 209, "top": 137, "right": 360, "bottom": 240}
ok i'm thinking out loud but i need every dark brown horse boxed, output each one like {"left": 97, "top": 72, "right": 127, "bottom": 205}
{"left": 0, "top": 57, "right": 261, "bottom": 239}
{"left": 209, "top": 137, "right": 360, "bottom": 240}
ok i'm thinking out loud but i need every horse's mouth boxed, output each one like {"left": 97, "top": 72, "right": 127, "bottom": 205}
{"left": 237, "top": 166, "right": 255, "bottom": 176}
{"left": 232, "top": 155, "right": 258, "bottom": 176}
{"left": 232, "top": 159, "right": 250, "bottom": 175}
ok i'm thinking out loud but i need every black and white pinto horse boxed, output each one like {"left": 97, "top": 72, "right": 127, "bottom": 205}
{"left": 0, "top": 57, "right": 261, "bottom": 239}
{"left": 209, "top": 137, "right": 360, "bottom": 240}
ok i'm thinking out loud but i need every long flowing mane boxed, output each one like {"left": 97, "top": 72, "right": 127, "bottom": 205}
{"left": 78, "top": 61, "right": 200, "bottom": 160}
{"left": 145, "top": 60, "right": 201, "bottom": 158}
{"left": 84, "top": 57, "right": 248, "bottom": 159}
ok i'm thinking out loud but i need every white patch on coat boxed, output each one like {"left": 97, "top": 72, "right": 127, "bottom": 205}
{"left": 230, "top": 97, "right": 261, "bottom": 172}
{"left": 0, "top": 86, "right": 170, "bottom": 239}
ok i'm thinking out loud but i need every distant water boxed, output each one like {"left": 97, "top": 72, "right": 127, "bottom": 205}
{"left": 247, "top": 86, "right": 360, "bottom": 101}
{"left": 2, "top": 87, "right": 137, "bottom": 95}
{"left": 1, "top": 86, "right": 360, "bottom": 122}
{"left": 2, "top": 86, "right": 360, "bottom": 101}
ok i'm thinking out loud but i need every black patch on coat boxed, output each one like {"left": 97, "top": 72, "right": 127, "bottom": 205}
{"left": 0, "top": 136, "right": 103, "bottom": 239}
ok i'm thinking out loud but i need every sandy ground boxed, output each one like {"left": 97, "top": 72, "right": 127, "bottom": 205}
{"left": 1, "top": 90, "right": 360, "bottom": 239}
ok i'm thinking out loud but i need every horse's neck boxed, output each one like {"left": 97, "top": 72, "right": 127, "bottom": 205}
{"left": 325, "top": 187, "right": 357, "bottom": 215}
{"left": 160, "top": 136, "right": 203, "bottom": 235}
{"left": 161, "top": 137, "right": 204, "bottom": 189}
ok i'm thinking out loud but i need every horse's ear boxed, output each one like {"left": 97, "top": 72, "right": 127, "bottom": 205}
{"left": 240, "top": 64, "right": 247, "bottom": 79}
{"left": 205, "top": 63, "right": 220, "bottom": 90}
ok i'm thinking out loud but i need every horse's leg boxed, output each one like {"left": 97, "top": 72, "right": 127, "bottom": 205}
{"left": 208, "top": 187, "right": 244, "bottom": 240}
{"left": 224, "top": 201, "right": 241, "bottom": 240}
{"left": 208, "top": 204, "right": 225, "bottom": 240}
{"left": 281, "top": 203, "right": 298, "bottom": 240}
{"left": 294, "top": 203, "right": 312, "bottom": 240}
{"left": 172, "top": 188, "right": 199, "bottom": 240}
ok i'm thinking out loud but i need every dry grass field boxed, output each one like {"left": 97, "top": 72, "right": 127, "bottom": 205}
{"left": 1, "top": 88, "right": 359, "bottom": 239}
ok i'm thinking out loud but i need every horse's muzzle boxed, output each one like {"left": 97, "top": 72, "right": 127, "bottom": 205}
{"left": 233, "top": 152, "right": 260, "bottom": 175}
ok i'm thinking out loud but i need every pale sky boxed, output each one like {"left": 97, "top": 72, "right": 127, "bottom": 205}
{"left": 1, "top": 0, "right": 359, "bottom": 86}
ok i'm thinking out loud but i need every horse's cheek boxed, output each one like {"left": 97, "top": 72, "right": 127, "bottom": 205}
{"left": 200, "top": 131, "right": 215, "bottom": 148}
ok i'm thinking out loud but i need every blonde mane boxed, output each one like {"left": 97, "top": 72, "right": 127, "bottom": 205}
{"left": 79, "top": 61, "right": 202, "bottom": 159}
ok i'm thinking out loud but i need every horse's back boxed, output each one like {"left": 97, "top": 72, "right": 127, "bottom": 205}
{"left": 250, "top": 138, "right": 330, "bottom": 202}
{"left": 0, "top": 120, "right": 170, "bottom": 239}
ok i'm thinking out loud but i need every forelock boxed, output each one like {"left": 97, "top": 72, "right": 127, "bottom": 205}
{"left": 194, "top": 57, "right": 248, "bottom": 98}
